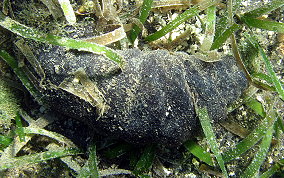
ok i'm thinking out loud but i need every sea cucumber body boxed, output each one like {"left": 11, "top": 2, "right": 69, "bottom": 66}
{"left": 36, "top": 47, "right": 248, "bottom": 146}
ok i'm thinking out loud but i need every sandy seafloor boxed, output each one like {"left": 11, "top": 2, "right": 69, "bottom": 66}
{"left": 0, "top": 0, "right": 283, "bottom": 177}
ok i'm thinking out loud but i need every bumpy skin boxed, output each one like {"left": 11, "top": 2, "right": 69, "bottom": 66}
{"left": 35, "top": 46, "right": 248, "bottom": 146}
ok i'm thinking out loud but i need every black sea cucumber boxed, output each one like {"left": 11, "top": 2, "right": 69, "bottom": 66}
{"left": 34, "top": 46, "right": 248, "bottom": 146}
